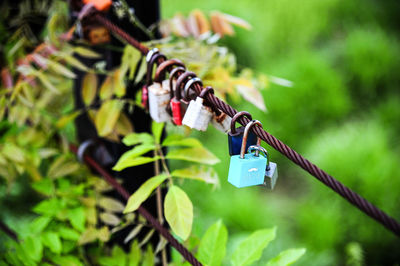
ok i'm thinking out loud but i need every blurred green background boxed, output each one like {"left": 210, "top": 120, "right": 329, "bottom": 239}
{"left": 163, "top": 0, "right": 400, "bottom": 265}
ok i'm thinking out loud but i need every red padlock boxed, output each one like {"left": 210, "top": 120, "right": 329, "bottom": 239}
{"left": 141, "top": 85, "right": 149, "bottom": 109}
{"left": 171, "top": 98, "right": 183, "bottom": 125}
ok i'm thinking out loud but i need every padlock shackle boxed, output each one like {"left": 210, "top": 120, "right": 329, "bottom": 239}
{"left": 240, "top": 120, "right": 263, "bottom": 159}
{"left": 169, "top": 67, "right": 186, "bottom": 99}
{"left": 175, "top": 71, "right": 197, "bottom": 100}
{"left": 230, "top": 111, "right": 253, "bottom": 135}
{"left": 184, "top": 78, "right": 203, "bottom": 101}
{"left": 247, "top": 145, "right": 270, "bottom": 168}
{"left": 146, "top": 48, "right": 159, "bottom": 63}
{"left": 146, "top": 52, "right": 166, "bottom": 86}
{"left": 154, "top": 59, "right": 185, "bottom": 83}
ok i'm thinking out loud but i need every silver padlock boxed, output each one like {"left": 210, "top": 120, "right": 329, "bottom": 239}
{"left": 182, "top": 82, "right": 213, "bottom": 131}
{"left": 211, "top": 111, "right": 232, "bottom": 133}
{"left": 262, "top": 149, "right": 278, "bottom": 190}
{"left": 148, "top": 80, "right": 171, "bottom": 123}
{"left": 146, "top": 52, "right": 171, "bottom": 123}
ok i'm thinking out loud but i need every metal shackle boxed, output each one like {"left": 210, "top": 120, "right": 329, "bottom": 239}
{"left": 175, "top": 71, "right": 197, "bottom": 100}
{"left": 184, "top": 77, "right": 203, "bottom": 101}
{"left": 169, "top": 67, "right": 186, "bottom": 99}
{"left": 240, "top": 120, "right": 263, "bottom": 159}
{"left": 154, "top": 59, "right": 185, "bottom": 83}
{"left": 247, "top": 145, "right": 270, "bottom": 169}
{"left": 146, "top": 52, "right": 166, "bottom": 86}
{"left": 230, "top": 111, "right": 253, "bottom": 135}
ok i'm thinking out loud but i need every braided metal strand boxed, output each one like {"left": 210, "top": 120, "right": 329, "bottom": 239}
{"left": 69, "top": 145, "right": 202, "bottom": 266}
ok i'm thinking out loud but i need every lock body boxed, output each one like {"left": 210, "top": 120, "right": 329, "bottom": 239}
{"left": 182, "top": 97, "right": 213, "bottom": 131}
{"left": 141, "top": 85, "right": 149, "bottom": 110}
{"left": 228, "top": 153, "right": 267, "bottom": 188}
{"left": 212, "top": 112, "right": 232, "bottom": 133}
{"left": 171, "top": 99, "right": 183, "bottom": 125}
{"left": 228, "top": 128, "right": 258, "bottom": 156}
{"left": 263, "top": 162, "right": 278, "bottom": 189}
{"left": 148, "top": 81, "right": 171, "bottom": 122}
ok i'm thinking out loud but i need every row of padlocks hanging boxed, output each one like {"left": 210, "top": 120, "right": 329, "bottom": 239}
{"left": 143, "top": 49, "right": 278, "bottom": 189}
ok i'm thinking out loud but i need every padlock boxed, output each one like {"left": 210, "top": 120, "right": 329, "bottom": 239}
{"left": 228, "top": 111, "right": 258, "bottom": 156}
{"left": 182, "top": 85, "right": 214, "bottom": 131}
{"left": 252, "top": 146, "right": 278, "bottom": 189}
{"left": 228, "top": 120, "right": 267, "bottom": 188}
{"left": 211, "top": 111, "right": 232, "bottom": 133}
{"left": 153, "top": 59, "right": 186, "bottom": 124}
{"left": 176, "top": 71, "right": 198, "bottom": 106}
{"left": 147, "top": 52, "right": 172, "bottom": 122}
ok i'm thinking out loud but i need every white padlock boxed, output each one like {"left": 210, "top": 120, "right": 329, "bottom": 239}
{"left": 182, "top": 85, "right": 214, "bottom": 131}
{"left": 148, "top": 80, "right": 171, "bottom": 123}
{"left": 211, "top": 111, "right": 232, "bottom": 133}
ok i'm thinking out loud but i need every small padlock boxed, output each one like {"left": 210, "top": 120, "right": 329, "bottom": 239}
{"left": 182, "top": 85, "right": 214, "bottom": 131}
{"left": 147, "top": 52, "right": 172, "bottom": 122}
{"left": 211, "top": 111, "right": 232, "bottom": 133}
{"left": 154, "top": 59, "right": 186, "bottom": 124}
{"left": 260, "top": 149, "right": 278, "bottom": 190}
{"left": 228, "top": 120, "right": 267, "bottom": 188}
{"left": 228, "top": 111, "right": 258, "bottom": 156}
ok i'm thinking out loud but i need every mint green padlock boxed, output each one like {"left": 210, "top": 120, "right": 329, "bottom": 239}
{"left": 227, "top": 120, "right": 268, "bottom": 188}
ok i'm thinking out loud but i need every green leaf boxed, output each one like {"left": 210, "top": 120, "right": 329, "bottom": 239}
{"left": 100, "top": 212, "right": 121, "bottom": 226}
{"left": 198, "top": 220, "right": 228, "bottom": 266}
{"left": 171, "top": 166, "right": 220, "bottom": 186}
{"left": 33, "top": 198, "right": 61, "bottom": 216}
{"left": 128, "top": 240, "right": 141, "bottom": 266}
{"left": 68, "top": 207, "right": 86, "bottom": 232}
{"left": 117, "top": 144, "right": 156, "bottom": 165}
{"left": 56, "top": 110, "right": 82, "bottom": 129}
{"left": 124, "top": 174, "right": 168, "bottom": 213}
{"left": 78, "top": 227, "right": 98, "bottom": 245}
{"left": 22, "top": 236, "right": 43, "bottom": 262}
{"left": 164, "top": 185, "right": 193, "bottom": 240}
{"left": 231, "top": 227, "right": 277, "bottom": 266}
{"left": 51, "top": 255, "right": 83, "bottom": 266}
{"left": 98, "top": 197, "right": 125, "bottom": 213}
{"left": 113, "top": 156, "right": 159, "bottom": 172}
{"left": 36, "top": 71, "right": 60, "bottom": 94}
{"left": 95, "top": 99, "right": 123, "bottom": 136}
{"left": 3, "top": 143, "right": 25, "bottom": 163}
{"left": 123, "top": 132, "right": 154, "bottom": 146}
{"left": 48, "top": 59, "right": 76, "bottom": 79}
{"left": 42, "top": 232, "right": 62, "bottom": 254}
{"left": 81, "top": 73, "right": 98, "bottom": 106}
{"left": 266, "top": 248, "right": 306, "bottom": 266}
{"left": 99, "top": 76, "right": 114, "bottom": 100}
{"left": 97, "top": 226, "right": 110, "bottom": 242}
{"left": 152, "top": 121, "right": 164, "bottom": 144}
{"left": 31, "top": 179, "right": 54, "bottom": 196}
{"left": 64, "top": 55, "right": 89, "bottom": 71}
{"left": 166, "top": 147, "right": 220, "bottom": 165}
{"left": 74, "top": 47, "right": 102, "bottom": 58}
{"left": 29, "top": 216, "right": 51, "bottom": 234}
{"left": 142, "top": 245, "right": 154, "bottom": 266}
{"left": 58, "top": 227, "right": 80, "bottom": 241}
{"left": 113, "top": 69, "right": 126, "bottom": 97}
{"left": 162, "top": 135, "right": 203, "bottom": 147}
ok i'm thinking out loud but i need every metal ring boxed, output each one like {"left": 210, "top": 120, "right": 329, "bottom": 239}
{"left": 230, "top": 111, "right": 253, "bottom": 134}
{"left": 154, "top": 59, "right": 185, "bottom": 83}
{"left": 247, "top": 145, "right": 269, "bottom": 167}
{"left": 175, "top": 71, "right": 197, "bottom": 100}
{"left": 184, "top": 77, "right": 203, "bottom": 100}
{"left": 240, "top": 120, "right": 263, "bottom": 158}
{"left": 146, "top": 53, "right": 166, "bottom": 85}
{"left": 146, "top": 48, "right": 159, "bottom": 62}
{"left": 199, "top": 86, "right": 214, "bottom": 99}
{"left": 77, "top": 139, "right": 95, "bottom": 163}
{"left": 169, "top": 67, "right": 186, "bottom": 99}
